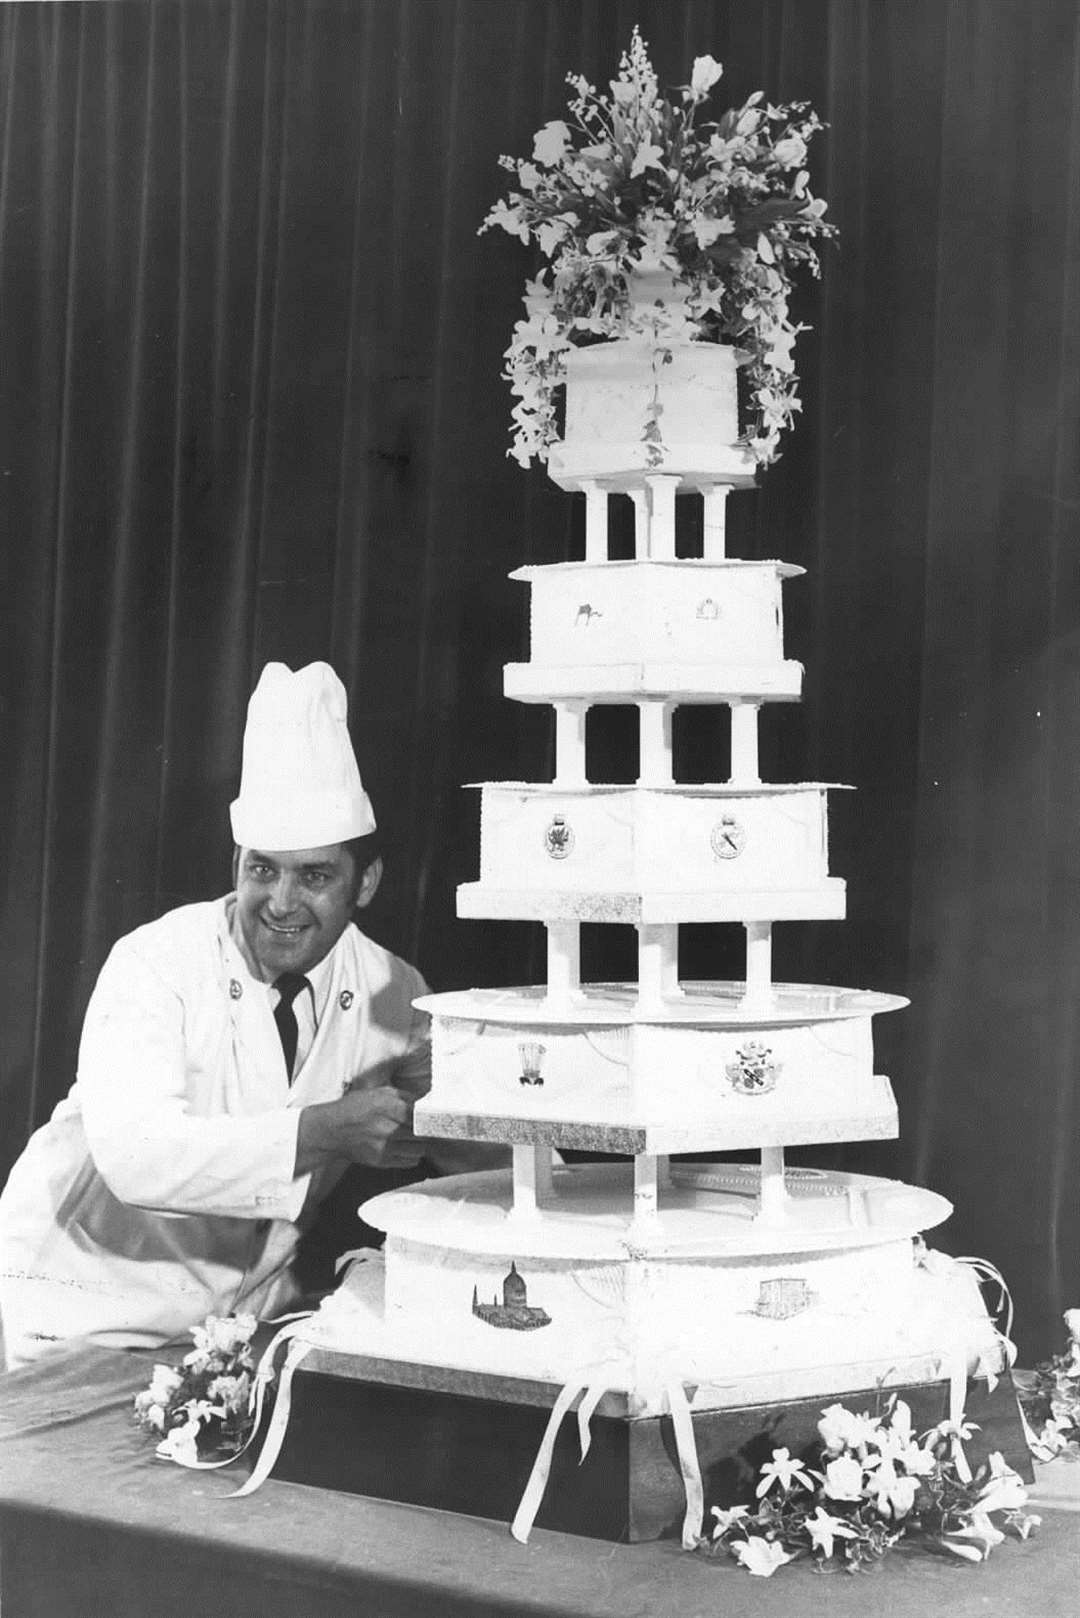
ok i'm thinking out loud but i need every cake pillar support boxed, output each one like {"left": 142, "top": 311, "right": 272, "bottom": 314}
{"left": 741, "top": 921, "right": 774, "bottom": 1012}
{"left": 644, "top": 476, "right": 680, "bottom": 560}
{"left": 553, "top": 701, "right": 588, "bottom": 786}
{"left": 637, "top": 924, "right": 680, "bottom": 1012}
{"left": 628, "top": 488, "right": 649, "bottom": 558}
{"left": 637, "top": 701, "right": 674, "bottom": 786}
{"left": 511, "top": 1143, "right": 553, "bottom": 1220}
{"left": 546, "top": 922, "right": 581, "bottom": 1008}
{"left": 633, "top": 1152, "right": 661, "bottom": 1226}
{"left": 758, "top": 1146, "right": 788, "bottom": 1225}
{"left": 729, "top": 702, "right": 760, "bottom": 783}
{"left": 701, "top": 484, "right": 732, "bottom": 560}
{"left": 582, "top": 481, "right": 607, "bottom": 562}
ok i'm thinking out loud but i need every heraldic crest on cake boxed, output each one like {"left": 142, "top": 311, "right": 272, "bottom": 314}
{"left": 283, "top": 30, "right": 1014, "bottom": 1545}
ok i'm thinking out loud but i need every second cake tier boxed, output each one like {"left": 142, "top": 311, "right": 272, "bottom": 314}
{"left": 460, "top": 782, "right": 847, "bottom": 923}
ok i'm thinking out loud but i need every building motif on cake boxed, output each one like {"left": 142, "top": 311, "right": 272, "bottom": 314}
{"left": 472, "top": 1264, "right": 552, "bottom": 1331}
{"left": 749, "top": 1277, "right": 816, "bottom": 1320}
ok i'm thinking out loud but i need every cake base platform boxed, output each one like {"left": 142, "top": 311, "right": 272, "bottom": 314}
{"left": 268, "top": 1354, "right": 1031, "bottom": 1544}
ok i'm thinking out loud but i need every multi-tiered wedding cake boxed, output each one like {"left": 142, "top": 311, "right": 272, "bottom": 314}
{"left": 266, "top": 43, "right": 1016, "bottom": 1541}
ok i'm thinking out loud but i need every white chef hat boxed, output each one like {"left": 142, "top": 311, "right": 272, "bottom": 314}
{"left": 229, "top": 661, "right": 376, "bottom": 849}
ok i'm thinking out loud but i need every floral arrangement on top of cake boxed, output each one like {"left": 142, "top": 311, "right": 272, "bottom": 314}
{"left": 480, "top": 27, "right": 835, "bottom": 468}
{"left": 700, "top": 1397, "right": 1038, "bottom": 1578}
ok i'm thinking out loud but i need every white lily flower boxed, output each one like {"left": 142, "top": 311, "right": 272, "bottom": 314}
{"left": 733, "top": 1537, "right": 795, "bottom": 1577}
{"left": 690, "top": 55, "right": 723, "bottom": 99}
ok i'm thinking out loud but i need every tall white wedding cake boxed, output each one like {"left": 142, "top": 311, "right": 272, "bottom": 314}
{"left": 271, "top": 39, "right": 1014, "bottom": 1542}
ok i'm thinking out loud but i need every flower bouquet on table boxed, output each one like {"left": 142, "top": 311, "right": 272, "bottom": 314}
{"left": 1016, "top": 1308, "right": 1080, "bottom": 1461}
{"left": 480, "top": 26, "right": 835, "bottom": 469}
{"left": 133, "top": 1313, "right": 263, "bottom": 1466}
{"left": 701, "top": 1397, "right": 1038, "bottom": 1577}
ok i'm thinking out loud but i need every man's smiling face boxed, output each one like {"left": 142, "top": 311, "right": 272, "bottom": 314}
{"left": 233, "top": 844, "right": 358, "bottom": 981}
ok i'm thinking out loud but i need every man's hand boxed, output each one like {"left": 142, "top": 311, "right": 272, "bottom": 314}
{"left": 295, "top": 1085, "right": 423, "bottom": 1176}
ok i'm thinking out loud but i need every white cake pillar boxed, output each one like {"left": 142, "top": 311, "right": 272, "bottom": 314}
{"left": 701, "top": 483, "right": 732, "bottom": 560}
{"left": 511, "top": 1142, "right": 554, "bottom": 1221}
{"left": 553, "top": 701, "right": 588, "bottom": 786}
{"left": 637, "top": 701, "right": 674, "bottom": 786}
{"left": 628, "top": 487, "right": 649, "bottom": 558}
{"left": 632, "top": 1151, "right": 661, "bottom": 1228}
{"left": 729, "top": 702, "right": 760, "bottom": 783}
{"left": 643, "top": 475, "right": 679, "bottom": 560}
{"left": 637, "top": 924, "right": 680, "bottom": 1012}
{"left": 546, "top": 921, "right": 580, "bottom": 1010}
{"left": 582, "top": 480, "right": 607, "bottom": 562}
{"left": 758, "top": 1146, "right": 789, "bottom": 1226}
{"left": 741, "top": 920, "right": 774, "bottom": 1012}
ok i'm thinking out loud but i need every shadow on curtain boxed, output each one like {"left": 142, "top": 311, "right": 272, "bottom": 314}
{"left": 0, "top": 0, "right": 1076, "bottom": 1358}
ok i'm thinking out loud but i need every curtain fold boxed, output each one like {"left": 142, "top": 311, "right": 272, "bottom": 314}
{"left": 0, "top": 0, "right": 1076, "bottom": 1358}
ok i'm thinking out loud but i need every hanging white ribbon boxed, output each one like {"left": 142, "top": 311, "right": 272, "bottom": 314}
{"left": 229, "top": 1327, "right": 314, "bottom": 1497}
{"left": 509, "top": 1369, "right": 705, "bottom": 1549}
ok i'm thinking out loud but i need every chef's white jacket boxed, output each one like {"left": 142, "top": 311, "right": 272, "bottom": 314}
{"left": 0, "top": 897, "right": 430, "bottom": 1366}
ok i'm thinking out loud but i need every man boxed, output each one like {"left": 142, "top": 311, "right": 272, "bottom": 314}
{"left": 0, "top": 661, "right": 469, "bottom": 1367}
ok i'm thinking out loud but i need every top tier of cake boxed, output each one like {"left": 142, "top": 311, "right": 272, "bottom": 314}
{"left": 548, "top": 340, "right": 757, "bottom": 487}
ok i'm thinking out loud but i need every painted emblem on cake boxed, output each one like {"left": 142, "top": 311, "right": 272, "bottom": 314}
{"left": 544, "top": 815, "right": 574, "bottom": 858}
{"left": 696, "top": 597, "right": 720, "bottom": 620}
{"left": 472, "top": 1263, "right": 551, "bottom": 1331}
{"left": 711, "top": 814, "right": 746, "bottom": 859}
{"left": 574, "top": 603, "right": 602, "bottom": 627}
{"left": 725, "top": 1040, "right": 781, "bottom": 1094}
{"left": 749, "top": 1277, "right": 816, "bottom": 1319}
{"left": 518, "top": 1040, "right": 546, "bottom": 1086}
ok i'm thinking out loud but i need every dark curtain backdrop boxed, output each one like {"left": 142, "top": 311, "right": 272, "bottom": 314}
{"left": 0, "top": 0, "right": 1076, "bottom": 1360}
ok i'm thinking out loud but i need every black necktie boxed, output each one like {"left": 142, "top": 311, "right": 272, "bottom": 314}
{"left": 273, "top": 973, "right": 309, "bottom": 1081}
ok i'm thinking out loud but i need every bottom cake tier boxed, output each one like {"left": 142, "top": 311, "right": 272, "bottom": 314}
{"left": 299, "top": 1162, "right": 1008, "bottom": 1413}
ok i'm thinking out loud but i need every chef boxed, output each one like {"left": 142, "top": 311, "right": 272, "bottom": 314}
{"left": 0, "top": 661, "right": 467, "bottom": 1368}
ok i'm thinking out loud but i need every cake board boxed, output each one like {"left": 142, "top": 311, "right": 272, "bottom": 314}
{"left": 268, "top": 1348, "right": 1032, "bottom": 1544}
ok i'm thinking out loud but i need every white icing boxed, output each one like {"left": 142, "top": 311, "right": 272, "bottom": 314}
{"left": 475, "top": 785, "right": 839, "bottom": 895}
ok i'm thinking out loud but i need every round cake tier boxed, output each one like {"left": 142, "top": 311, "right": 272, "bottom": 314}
{"left": 548, "top": 339, "right": 758, "bottom": 485}
{"left": 364, "top": 1162, "right": 949, "bottom": 1260}
{"left": 413, "top": 981, "right": 907, "bottom": 1154}
{"left": 467, "top": 782, "right": 848, "bottom": 920}
{"left": 301, "top": 1162, "right": 1003, "bottom": 1412}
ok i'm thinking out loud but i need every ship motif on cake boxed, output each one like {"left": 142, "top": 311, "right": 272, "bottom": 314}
{"left": 748, "top": 1277, "right": 817, "bottom": 1319}
{"left": 725, "top": 1040, "right": 781, "bottom": 1094}
{"left": 472, "top": 1263, "right": 552, "bottom": 1331}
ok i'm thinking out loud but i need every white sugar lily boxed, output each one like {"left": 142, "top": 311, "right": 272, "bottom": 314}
{"left": 804, "top": 1506, "right": 858, "bottom": 1558}
{"left": 710, "top": 1503, "right": 751, "bottom": 1538}
{"left": 732, "top": 1537, "right": 795, "bottom": 1577}
{"left": 689, "top": 54, "right": 723, "bottom": 100}
{"left": 942, "top": 1510, "right": 1006, "bottom": 1561}
{"left": 755, "top": 1447, "right": 814, "bottom": 1498}
{"left": 156, "top": 1414, "right": 203, "bottom": 1466}
{"left": 976, "top": 1452, "right": 1028, "bottom": 1515}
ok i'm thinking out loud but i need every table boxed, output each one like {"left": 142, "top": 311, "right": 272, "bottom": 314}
{"left": 1, "top": 1343, "right": 1077, "bottom": 1618}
